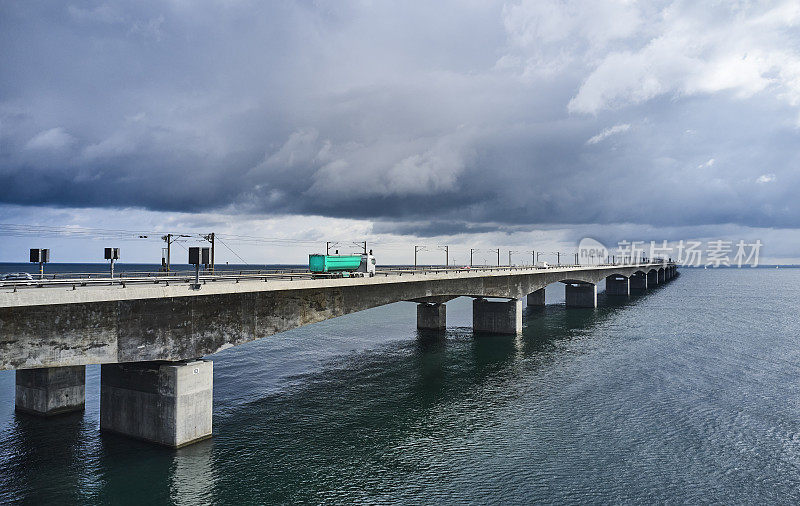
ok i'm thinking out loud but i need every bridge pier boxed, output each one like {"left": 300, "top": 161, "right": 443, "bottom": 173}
{"left": 631, "top": 272, "right": 647, "bottom": 291}
{"left": 605, "top": 275, "right": 630, "bottom": 296}
{"left": 473, "top": 298, "right": 522, "bottom": 335}
{"left": 658, "top": 269, "right": 665, "bottom": 283}
{"left": 565, "top": 283, "right": 597, "bottom": 308}
{"left": 417, "top": 303, "right": 446, "bottom": 330}
{"left": 15, "top": 366, "right": 85, "bottom": 416}
{"left": 647, "top": 270, "right": 658, "bottom": 287}
{"left": 100, "top": 359, "right": 213, "bottom": 448}
{"left": 526, "top": 288, "right": 546, "bottom": 307}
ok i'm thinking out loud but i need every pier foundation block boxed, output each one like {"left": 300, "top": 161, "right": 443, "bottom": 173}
{"left": 631, "top": 272, "right": 647, "bottom": 291}
{"left": 605, "top": 275, "right": 630, "bottom": 296}
{"left": 15, "top": 366, "right": 85, "bottom": 416}
{"left": 100, "top": 359, "right": 213, "bottom": 448}
{"left": 565, "top": 283, "right": 597, "bottom": 308}
{"left": 473, "top": 298, "right": 523, "bottom": 335}
{"left": 417, "top": 303, "right": 446, "bottom": 330}
{"left": 526, "top": 288, "right": 546, "bottom": 307}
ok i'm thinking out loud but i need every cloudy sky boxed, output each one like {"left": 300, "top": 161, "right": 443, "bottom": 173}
{"left": 2, "top": 0, "right": 800, "bottom": 264}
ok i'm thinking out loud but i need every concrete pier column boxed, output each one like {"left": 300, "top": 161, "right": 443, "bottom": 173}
{"left": 526, "top": 288, "right": 546, "bottom": 307}
{"left": 565, "top": 283, "right": 597, "bottom": 308}
{"left": 647, "top": 270, "right": 658, "bottom": 286}
{"left": 630, "top": 272, "right": 647, "bottom": 291}
{"left": 100, "top": 360, "right": 213, "bottom": 448}
{"left": 417, "top": 303, "right": 446, "bottom": 330}
{"left": 473, "top": 298, "right": 523, "bottom": 335}
{"left": 605, "top": 275, "right": 630, "bottom": 296}
{"left": 658, "top": 269, "right": 665, "bottom": 283}
{"left": 15, "top": 366, "right": 86, "bottom": 416}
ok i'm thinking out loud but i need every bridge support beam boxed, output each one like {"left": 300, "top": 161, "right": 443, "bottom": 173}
{"left": 565, "top": 283, "right": 597, "bottom": 308}
{"left": 100, "top": 359, "right": 213, "bottom": 448}
{"left": 417, "top": 303, "right": 446, "bottom": 330}
{"left": 605, "top": 275, "right": 630, "bottom": 296}
{"left": 631, "top": 272, "right": 647, "bottom": 291}
{"left": 647, "top": 270, "right": 658, "bottom": 287}
{"left": 473, "top": 298, "right": 522, "bottom": 335}
{"left": 15, "top": 366, "right": 85, "bottom": 416}
{"left": 526, "top": 288, "right": 546, "bottom": 307}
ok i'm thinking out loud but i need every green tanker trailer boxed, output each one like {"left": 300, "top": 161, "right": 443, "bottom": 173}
{"left": 309, "top": 252, "right": 376, "bottom": 277}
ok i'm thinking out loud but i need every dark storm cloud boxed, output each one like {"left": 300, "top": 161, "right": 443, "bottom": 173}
{"left": 372, "top": 220, "right": 512, "bottom": 238}
{"left": 2, "top": 1, "right": 800, "bottom": 235}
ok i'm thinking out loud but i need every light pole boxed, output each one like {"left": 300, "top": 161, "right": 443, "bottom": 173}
{"left": 470, "top": 248, "right": 478, "bottom": 267}
{"left": 202, "top": 233, "right": 215, "bottom": 273}
{"left": 351, "top": 241, "right": 367, "bottom": 255}
{"left": 161, "top": 234, "right": 190, "bottom": 272}
{"left": 414, "top": 245, "right": 427, "bottom": 267}
{"left": 438, "top": 245, "right": 449, "bottom": 267}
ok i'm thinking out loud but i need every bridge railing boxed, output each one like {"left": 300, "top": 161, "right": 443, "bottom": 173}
{"left": 0, "top": 261, "right": 672, "bottom": 291}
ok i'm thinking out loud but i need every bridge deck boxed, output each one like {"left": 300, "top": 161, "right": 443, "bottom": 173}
{"left": 0, "top": 262, "right": 676, "bottom": 370}
{"left": 0, "top": 263, "right": 672, "bottom": 308}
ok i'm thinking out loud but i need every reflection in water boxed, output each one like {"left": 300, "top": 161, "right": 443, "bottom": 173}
{"left": 171, "top": 439, "right": 217, "bottom": 505}
{"left": 1, "top": 411, "right": 93, "bottom": 504}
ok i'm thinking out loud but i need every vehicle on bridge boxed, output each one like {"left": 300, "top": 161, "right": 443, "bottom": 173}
{"left": 1, "top": 272, "right": 33, "bottom": 283}
{"left": 309, "top": 252, "right": 376, "bottom": 277}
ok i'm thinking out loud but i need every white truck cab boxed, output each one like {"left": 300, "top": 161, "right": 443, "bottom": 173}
{"left": 357, "top": 252, "right": 377, "bottom": 276}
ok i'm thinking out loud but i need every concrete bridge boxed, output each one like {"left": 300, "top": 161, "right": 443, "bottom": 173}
{"left": 1, "top": 261, "right": 678, "bottom": 447}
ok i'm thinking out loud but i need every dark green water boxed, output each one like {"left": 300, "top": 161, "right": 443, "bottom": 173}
{"left": 2, "top": 268, "right": 800, "bottom": 504}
